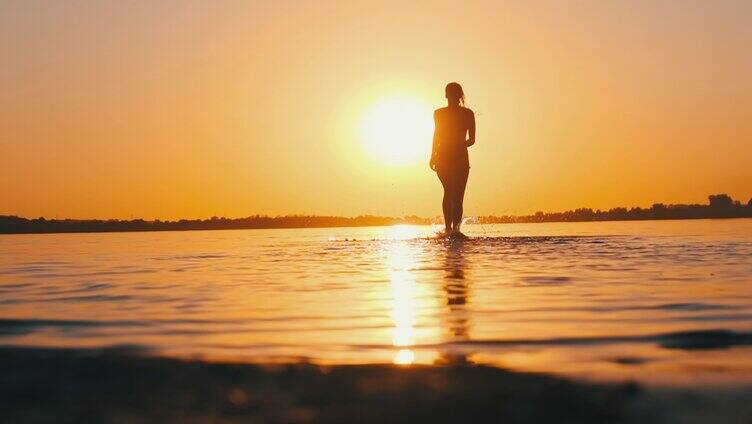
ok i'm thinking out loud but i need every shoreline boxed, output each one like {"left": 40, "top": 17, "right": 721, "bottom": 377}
{"left": 1, "top": 216, "right": 751, "bottom": 236}
{"left": 3, "top": 194, "right": 750, "bottom": 235}
{"left": 2, "top": 346, "right": 751, "bottom": 423}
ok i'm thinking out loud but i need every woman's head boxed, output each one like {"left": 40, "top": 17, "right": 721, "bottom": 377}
{"left": 445, "top": 82, "right": 465, "bottom": 106}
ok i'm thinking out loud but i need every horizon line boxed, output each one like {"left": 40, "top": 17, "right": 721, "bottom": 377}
{"left": 2, "top": 193, "right": 750, "bottom": 223}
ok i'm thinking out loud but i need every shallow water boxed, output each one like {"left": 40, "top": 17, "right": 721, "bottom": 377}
{"left": 1, "top": 219, "right": 751, "bottom": 387}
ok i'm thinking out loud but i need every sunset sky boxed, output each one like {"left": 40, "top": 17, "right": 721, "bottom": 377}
{"left": 1, "top": 0, "right": 750, "bottom": 219}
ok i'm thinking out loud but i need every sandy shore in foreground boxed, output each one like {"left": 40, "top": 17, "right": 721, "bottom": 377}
{"left": 1, "top": 347, "right": 751, "bottom": 423}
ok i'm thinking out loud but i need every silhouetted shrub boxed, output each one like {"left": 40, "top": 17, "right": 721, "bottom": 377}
{"left": 709, "top": 194, "right": 734, "bottom": 209}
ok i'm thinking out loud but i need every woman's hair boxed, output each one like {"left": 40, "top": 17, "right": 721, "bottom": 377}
{"left": 445, "top": 82, "right": 465, "bottom": 106}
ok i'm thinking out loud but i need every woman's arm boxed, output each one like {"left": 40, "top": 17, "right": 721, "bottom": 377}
{"left": 430, "top": 110, "right": 439, "bottom": 170}
{"left": 466, "top": 109, "right": 476, "bottom": 147}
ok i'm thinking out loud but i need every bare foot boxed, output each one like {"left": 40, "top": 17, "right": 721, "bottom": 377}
{"left": 450, "top": 230, "right": 469, "bottom": 240}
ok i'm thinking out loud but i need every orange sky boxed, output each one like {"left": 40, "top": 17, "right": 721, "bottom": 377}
{"left": 1, "top": 0, "right": 750, "bottom": 219}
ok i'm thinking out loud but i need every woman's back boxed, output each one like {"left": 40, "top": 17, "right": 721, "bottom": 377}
{"left": 434, "top": 106, "right": 474, "bottom": 168}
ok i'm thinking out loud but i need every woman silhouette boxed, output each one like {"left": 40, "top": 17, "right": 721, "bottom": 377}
{"left": 430, "top": 82, "right": 475, "bottom": 237}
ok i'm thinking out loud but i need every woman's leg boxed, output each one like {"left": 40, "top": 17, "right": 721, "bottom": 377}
{"left": 437, "top": 169, "right": 453, "bottom": 233}
{"left": 451, "top": 167, "right": 470, "bottom": 232}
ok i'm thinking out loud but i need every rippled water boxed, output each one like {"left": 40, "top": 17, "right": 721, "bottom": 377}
{"left": 1, "top": 219, "right": 751, "bottom": 387}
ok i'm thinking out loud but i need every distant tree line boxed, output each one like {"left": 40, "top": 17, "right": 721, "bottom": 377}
{"left": 0, "top": 214, "right": 431, "bottom": 234}
{"left": 0, "top": 194, "right": 750, "bottom": 234}
{"left": 477, "top": 194, "right": 752, "bottom": 224}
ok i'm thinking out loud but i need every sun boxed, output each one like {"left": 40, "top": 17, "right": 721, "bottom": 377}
{"left": 359, "top": 94, "right": 434, "bottom": 165}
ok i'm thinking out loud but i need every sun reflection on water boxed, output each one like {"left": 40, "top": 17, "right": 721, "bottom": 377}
{"left": 388, "top": 224, "right": 430, "bottom": 240}
{"left": 394, "top": 348, "right": 415, "bottom": 365}
{"left": 388, "top": 240, "right": 418, "bottom": 365}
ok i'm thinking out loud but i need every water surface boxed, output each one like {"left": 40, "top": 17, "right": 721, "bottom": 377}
{"left": 1, "top": 219, "right": 751, "bottom": 387}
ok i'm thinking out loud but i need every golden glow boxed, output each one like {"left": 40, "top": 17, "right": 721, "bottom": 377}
{"left": 1, "top": 2, "right": 751, "bottom": 219}
{"left": 359, "top": 94, "right": 433, "bottom": 166}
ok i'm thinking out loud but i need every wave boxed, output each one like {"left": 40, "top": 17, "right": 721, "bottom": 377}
{"left": 446, "top": 329, "right": 752, "bottom": 350}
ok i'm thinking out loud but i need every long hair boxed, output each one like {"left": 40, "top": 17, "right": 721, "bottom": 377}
{"left": 445, "top": 82, "right": 465, "bottom": 106}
